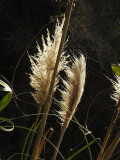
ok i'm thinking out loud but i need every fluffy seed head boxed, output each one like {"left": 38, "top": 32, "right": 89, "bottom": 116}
{"left": 29, "top": 17, "right": 67, "bottom": 105}
{"left": 58, "top": 54, "right": 86, "bottom": 128}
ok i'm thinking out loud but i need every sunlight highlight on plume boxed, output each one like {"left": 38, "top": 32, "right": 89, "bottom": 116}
{"left": 58, "top": 54, "right": 86, "bottom": 127}
{"left": 29, "top": 17, "right": 67, "bottom": 105}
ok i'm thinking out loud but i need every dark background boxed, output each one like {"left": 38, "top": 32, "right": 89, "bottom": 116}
{"left": 0, "top": 0, "right": 120, "bottom": 159}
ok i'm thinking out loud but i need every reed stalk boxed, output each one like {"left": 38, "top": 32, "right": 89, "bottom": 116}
{"left": 52, "top": 120, "right": 67, "bottom": 160}
{"left": 52, "top": 54, "right": 86, "bottom": 160}
{"left": 30, "top": 0, "right": 74, "bottom": 159}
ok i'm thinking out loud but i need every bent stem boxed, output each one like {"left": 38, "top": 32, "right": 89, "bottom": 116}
{"left": 30, "top": 0, "right": 74, "bottom": 160}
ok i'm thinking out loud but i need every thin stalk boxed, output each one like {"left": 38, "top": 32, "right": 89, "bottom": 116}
{"left": 21, "top": 123, "right": 35, "bottom": 160}
{"left": 30, "top": 1, "right": 74, "bottom": 160}
{"left": 97, "top": 109, "right": 119, "bottom": 160}
{"left": 52, "top": 116, "right": 93, "bottom": 160}
{"left": 52, "top": 120, "right": 68, "bottom": 160}
{"left": 102, "top": 130, "right": 120, "bottom": 160}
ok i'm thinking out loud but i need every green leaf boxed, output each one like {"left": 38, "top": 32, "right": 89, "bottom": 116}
{"left": 111, "top": 64, "right": 120, "bottom": 76}
{"left": 0, "top": 92, "right": 12, "bottom": 111}
{"left": 0, "top": 117, "right": 14, "bottom": 131}
{"left": 67, "top": 139, "right": 98, "bottom": 160}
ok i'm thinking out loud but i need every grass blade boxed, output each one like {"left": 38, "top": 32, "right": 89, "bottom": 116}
{"left": 0, "top": 117, "right": 14, "bottom": 131}
{"left": 0, "top": 92, "right": 12, "bottom": 111}
{"left": 21, "top": 123, "right": 35, "bottom": 160}
{"left": 67, "top": 139, "right": 98, "bottom": 160}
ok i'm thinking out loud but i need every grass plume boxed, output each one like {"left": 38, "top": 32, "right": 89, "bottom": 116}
{"left": 28, "top": 16, "right": 67, "bottom": 160}
{"left": 30, "top": 0, "right": 74, "bottom": 159}
{"left": 29, "top": 17, "right": 65, "bottom": 106}
{"left": 52, "top": 54, "right": 86, "bottom": 160}
{"left": 111, "top": 75, "right": 120, "bottom": 106}
{"left": 58, "top": 54, "right": 86, "bottom": 127}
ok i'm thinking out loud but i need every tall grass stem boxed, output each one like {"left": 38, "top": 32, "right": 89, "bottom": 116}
{"left": 30, "top": 0, "right": 74, "bottom": 159}
{"left": 52, "top": 120, "right": 67, "bottom": 160}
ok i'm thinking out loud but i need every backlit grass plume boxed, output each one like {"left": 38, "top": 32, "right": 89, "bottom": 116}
{"left": 111, "top": 75, "right": 120, "bottom": 106}
{"left": 59, "top": 54, "right": 86, "bottom": 127}
{"left": 29, "top": 17, "right": 66, "bottom": 105}
{"left": 52, "top": 54, "right": 86, "bottom": 160}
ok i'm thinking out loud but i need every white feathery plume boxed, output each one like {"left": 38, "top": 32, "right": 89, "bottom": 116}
{"left": 0, "top": 80, "right": 12, "bottom": 92}
{"left": 58, "top": 54, "right": 86, "bottom": 128}
{"left": 110, "top": 75, "right": 120, "bottom": 106}
{"left": 29, "top": 17, "right": 68, "bottom": 105}
{"left": 52, "top": 54, "right": 86, "bottom": 160}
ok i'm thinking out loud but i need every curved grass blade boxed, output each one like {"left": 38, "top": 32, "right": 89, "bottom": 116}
{"left": 67, "top": 139, "right": 98, "bottom": 160}
{"left": 0, "top": 92, "right": 12, "bottom": 111}
{"left": 7, "top": 153, "right": 44, "bottom": 160}
{"left": 21, "top": 123, "right": 35, "bottom": 160}
{"left": 0, "top": 117, "right": 14, "bottom": 131}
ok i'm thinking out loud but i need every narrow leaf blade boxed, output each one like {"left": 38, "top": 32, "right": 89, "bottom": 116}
{"left": 111, "top": 64, "right": 120, "bottom": 76}
{"left": 67, "top": 139, "right": 98, "bottom": 160}
{"left": 0, "top": 92, "right": 12, "bottom": 111}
